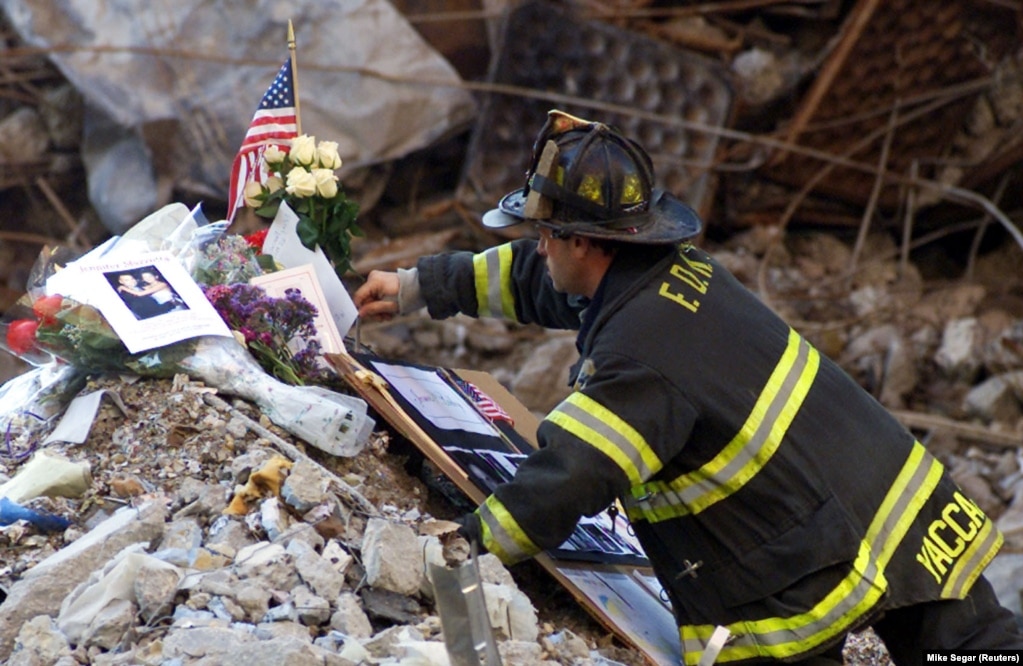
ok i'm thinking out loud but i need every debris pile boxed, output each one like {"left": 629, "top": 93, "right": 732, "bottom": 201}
{"left": 0, "top": 373, "right": 649, "bottom": 665}
{"left": 2, "top": 2, "right": 1023, "bottom": 665}
{"left": 5, "top": 215, "right": 1023, "bottom": 664}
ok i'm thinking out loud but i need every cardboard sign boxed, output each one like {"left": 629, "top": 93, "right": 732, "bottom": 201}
{"left": 328, "top": 351, "right": 682, "bottom": 666}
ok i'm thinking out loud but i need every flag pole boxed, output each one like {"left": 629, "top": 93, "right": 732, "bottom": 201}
{"left": 288, "top": 20, "right": 303, "bottom": 136}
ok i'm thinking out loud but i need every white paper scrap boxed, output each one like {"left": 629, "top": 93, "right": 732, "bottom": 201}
{"left": 43, "top": 389, "right": 128, "bottom": 445}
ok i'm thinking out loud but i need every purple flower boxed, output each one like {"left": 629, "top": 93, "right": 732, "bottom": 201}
{"left": 203, "top": 282, "right": 328, "bottom": 386}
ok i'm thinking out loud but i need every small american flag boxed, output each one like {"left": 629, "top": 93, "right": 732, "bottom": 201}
{"left": 453, "top": 377, "right": 514, "bottom": 426}
{"left": 226, "top": 58, "right": 299, "bottom": 222}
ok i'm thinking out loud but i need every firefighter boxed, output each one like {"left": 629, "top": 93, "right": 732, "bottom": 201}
{"left": 353, "top": 110, "right": 1023, "bottom": 663}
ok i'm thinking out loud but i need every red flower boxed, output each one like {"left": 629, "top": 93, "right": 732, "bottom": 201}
{"left": 244, "top": 228, "right": 269, "bottom": 252}
{"left": 6, "top": 319, "right": 39, "bottom": 355}
{"left": 32, "top": 294, "right": 64, "bottom": 326}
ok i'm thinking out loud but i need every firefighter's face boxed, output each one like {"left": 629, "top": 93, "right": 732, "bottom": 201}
{"left": 536, "top": 226, "right": 584, "bottom": 294}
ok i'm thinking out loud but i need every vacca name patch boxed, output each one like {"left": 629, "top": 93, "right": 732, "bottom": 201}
{"left": 916, "top": 490, "right": 988, "bottom": 585}
{"left": 658, "top": 250, "right": 713, "bottom": 313}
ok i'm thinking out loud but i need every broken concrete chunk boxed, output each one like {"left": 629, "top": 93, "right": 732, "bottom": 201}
{"left": 362, "top": 625, "right": 424, "bottom": 659}
{"left": 361, "top": 517, "right": 423, "bottom": 596}
{"left": 134, "top": 557, "right": 185, "bottom": 623}
{"left": 281, "top": 458, "right": 332, "bottom": 514}
{"left": 232, "top": 583, "right": 273, "bottom": 623}
{"left": 483, "top": 582, "right": 539, "bottom": 643}
{"left": 936, "top": 317, "right": 983, "bottom": 382}
{"left": 8, "top": 615, "right": 72, "bottom": 665}
{"left": 329, "top": 592, "right": 373, "bottom": 639}
{"left": 0, "top": 501, "right": 166, "bottom": 661}
{"left": 292, "top": 585, "right": 331, "bottom": 627}
{"left": 963, "top": 373, "right": 1023, "bottom": 425}
{"left": 294, "top": 547, "right": 346, "bottom": 602}
{"left": 360, "top": 588, "right": 422, "bottom": 625}
{"left": 58, "top": 548, "right": 183, "bottom": 645}
{"left": 81, "top": 597, "right": 136, "bottom": 650}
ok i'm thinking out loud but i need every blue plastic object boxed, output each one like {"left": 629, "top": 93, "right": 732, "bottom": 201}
{"left": 0, "top": 496, "right": 71, "bottom": 532}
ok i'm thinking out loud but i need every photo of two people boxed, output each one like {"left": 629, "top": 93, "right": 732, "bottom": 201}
{"left": 106, "top": 266, "right": 188, "bottom": 321}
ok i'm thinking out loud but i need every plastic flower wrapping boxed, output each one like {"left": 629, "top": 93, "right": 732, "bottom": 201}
{"left": 0, "top": 204, "right": 372, "bottom": 459}
{"left": 242, "top": 135, "right": 362, "bottom": 280}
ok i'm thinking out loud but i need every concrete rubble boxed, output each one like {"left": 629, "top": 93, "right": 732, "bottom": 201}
{"left": 0, "top": 367, "right": 655, "bottom": 665}
{"left": 2, "top": 3, "right": 1023, "bottom": 665}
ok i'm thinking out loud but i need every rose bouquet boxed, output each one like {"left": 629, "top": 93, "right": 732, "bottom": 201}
{"left": 242, "top": 135, "right": 362, "bottom": 280}
{"left": 3, "top": 292, "right": 370, "bottom": 457}
{"left": 0, "top": 222, "right": 373, "bottom": 457}
{"left": 191, "top": 232, "right": 269, "bottom": 287}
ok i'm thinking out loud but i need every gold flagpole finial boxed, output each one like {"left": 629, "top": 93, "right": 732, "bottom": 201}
{"left": 287, "top": 20, "right": 302, "bottom": 136}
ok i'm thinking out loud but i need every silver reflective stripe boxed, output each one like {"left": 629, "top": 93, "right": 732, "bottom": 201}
{"left": 473, "top": 245, "right": 514, "bottom": 320}
{"left": 478, "top": 497, "right": 533, "bottom": 562}
{"left": 484, "top": 247, "right": 505, "bottom": 316}
{"left": 552, "top": 397, "right": 659, "bottom": 484}
{"left": 674, "top": 334, "right": 814, "bottom": 512}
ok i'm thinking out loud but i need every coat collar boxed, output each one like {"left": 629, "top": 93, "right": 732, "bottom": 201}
{"left": 570, "top": 243, "right": 678, "bottom": 383}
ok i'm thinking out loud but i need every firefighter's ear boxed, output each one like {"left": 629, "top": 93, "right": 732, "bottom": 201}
{"left": 572, "top": 234, "right": 606, "bottom": 259}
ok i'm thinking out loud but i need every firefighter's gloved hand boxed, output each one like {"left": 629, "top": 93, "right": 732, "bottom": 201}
{"left": 454, "top": 512, "right": 486, "bottom": 554}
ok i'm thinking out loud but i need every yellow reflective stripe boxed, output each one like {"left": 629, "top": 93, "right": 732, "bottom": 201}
{"left": 942, "top": 518, "right": 1002, "bottom": 599}
{"left": 680, "top": 441, "right": 941, "bottom": 663}
{"left": 472, "top": 244, "right": 516, "bottom": 320}
{"left": 627, "top": 330, "right": 818, "bottom": 522}
{"left": 681, "top": 541, "right": 886, "bottom": 664}
{"left": 869, "top": 440, "right": 942, "bottom": 568}
{"left": 625, "top": 481, "right": 687, "bottom": 523}
{"left": 477, "top": 494, "right": 539, "bottom": 564}
{"left": 546, "top": 392, "right": 662, "bottom": 485}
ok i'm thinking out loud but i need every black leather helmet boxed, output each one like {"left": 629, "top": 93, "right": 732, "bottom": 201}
{"left": 482, "top": 110, "right": 702, "bottom": 244}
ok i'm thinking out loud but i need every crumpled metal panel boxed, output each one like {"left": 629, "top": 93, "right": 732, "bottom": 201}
{"left": 458, "top": 0, "right": 733, "bottom": 225}
{"left": 767, "top": 0, "right": 1015, "bottom": 209}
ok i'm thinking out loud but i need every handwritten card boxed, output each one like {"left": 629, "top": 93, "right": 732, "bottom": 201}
{"left": 371, "top": 360, "right": 495, "bottom": 436}
{"left": 250, "top": 264, "right": 345, "bottom": 355}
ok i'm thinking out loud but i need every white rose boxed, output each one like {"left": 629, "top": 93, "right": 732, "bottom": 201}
{"left": 243, "top": 181, "right": 265, "bottom": 208}
{"left": 290, "top": 135, "right": 317, "bottom": 166}
{"left": 263, "top": 144, "right": 287, "bottom": 167}
{"left": 312, "top": 169, "right": 339, "bottom": 198}
{"left": 316, "top": 141, "right": 342, "bottom": 170}
{"left": 286, "top": 167, "right": 317, "bottom": 198}
{"left": 266, "top": 175, "right": 284, "bottom": 193}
